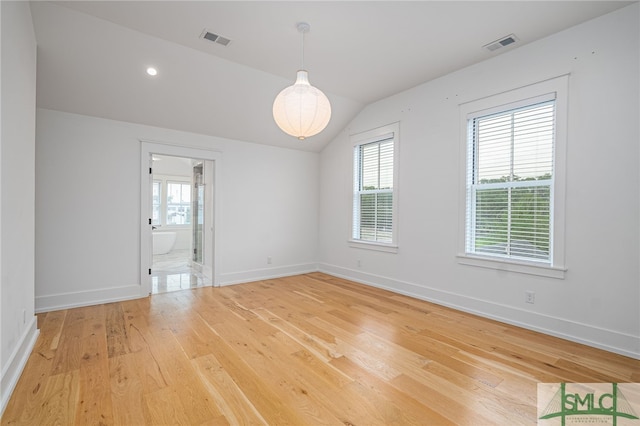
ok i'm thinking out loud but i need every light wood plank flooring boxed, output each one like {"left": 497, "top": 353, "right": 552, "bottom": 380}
{"left": 2, "top": 273, "right": 639, "bottom": 425}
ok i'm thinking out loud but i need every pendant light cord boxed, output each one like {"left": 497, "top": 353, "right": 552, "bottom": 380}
{"left": 301, "top": 30, "right": 305, "bottom": 70}
{"left": 297, "top": 22, "right": 310, "bottom": 71}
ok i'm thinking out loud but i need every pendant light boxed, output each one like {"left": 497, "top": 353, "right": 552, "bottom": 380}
{"left": 273, "top": 22, "right": 331, "bottom": 140}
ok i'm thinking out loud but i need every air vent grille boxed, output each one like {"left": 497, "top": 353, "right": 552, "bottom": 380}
{"left": 484, "top": 34, "right": 518, "bottom": 52}
{"left": 201, "top": 30, "right": 232, "bottom": 47}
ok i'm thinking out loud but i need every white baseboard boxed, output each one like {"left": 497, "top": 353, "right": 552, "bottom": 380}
{"left": 35, "top": 284, "right": 143, "bottom": 313}
{"left": 318, "top": 263, "right": 640, "bottom": 360}
{"left": 31, "top": 265, "right": 639, "bottom": 359}
{"left": 1, "top": 316, "right": 39, "bottom": 416}
{"left": 34, "top": 262, "right": 319, "bottom": 313}
{"left": 218, "top": 263, "right": 319, "bottom": 286}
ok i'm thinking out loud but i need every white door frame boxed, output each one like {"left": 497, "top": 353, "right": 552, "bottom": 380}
{"left": 140, "top": 140, "right": 221, "bottom": 296}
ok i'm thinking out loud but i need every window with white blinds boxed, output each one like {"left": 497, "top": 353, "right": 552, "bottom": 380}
{"left": 466, "top": 96, "right": 555, "bottom": 263}
{"left": 352, "top": 125, "right": 398, "bottom": 247}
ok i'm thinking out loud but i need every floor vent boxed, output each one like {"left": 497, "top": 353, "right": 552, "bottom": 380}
{"left": 201, "top": 30, "right": 231, "bottom": 47}
{"left": 484, "top": 34, "right": 518, "bottom": 52}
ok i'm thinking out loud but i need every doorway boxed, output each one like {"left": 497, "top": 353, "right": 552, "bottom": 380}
{"left": 140, "top": 142, "right": 220, "bottom": 296}
{"left": 150, "top": 154, "right": 212, "bottom": 294}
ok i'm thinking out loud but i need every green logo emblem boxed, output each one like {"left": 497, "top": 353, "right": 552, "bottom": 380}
{"left": 539, "top": 383, "right": 639, "bottom": 425}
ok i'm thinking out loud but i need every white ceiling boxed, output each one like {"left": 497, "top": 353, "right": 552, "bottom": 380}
{"left": 30, "top": 1, "right": 633, "bottom": 152}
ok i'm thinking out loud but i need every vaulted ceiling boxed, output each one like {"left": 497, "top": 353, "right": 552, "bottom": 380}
{"left": 30, "top": 1, "right": 632, "bottom": 152}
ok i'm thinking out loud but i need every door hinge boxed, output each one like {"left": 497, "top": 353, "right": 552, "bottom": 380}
{"left": 149, "top": 167, "right": 152, "bottom": 174}
{"left": 149, "top": 268, "right": 152, "bottom": 275}
{"left": 149, "top": 218, "right": 152, "bottom": 225}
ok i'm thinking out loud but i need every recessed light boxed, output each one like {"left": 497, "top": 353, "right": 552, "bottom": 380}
{"left": 146, "top": 67, "right": 158, "bottom": 76}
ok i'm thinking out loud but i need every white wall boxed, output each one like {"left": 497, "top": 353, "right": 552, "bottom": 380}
{"left": 319, "top": 4, "right": 639, "bottom": 358}
{"left": 0, "top": 1, "right": 39, "bottom": 414}
{"left": 35, "top": 109, "right": 319, "bottom": 311}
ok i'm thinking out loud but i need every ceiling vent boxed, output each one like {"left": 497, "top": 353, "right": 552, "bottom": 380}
{"left": 201, "top": 29, "right": 231, "bottom": 47}
{"left": 484, "top": 34, "right": 518, "bottom": 52}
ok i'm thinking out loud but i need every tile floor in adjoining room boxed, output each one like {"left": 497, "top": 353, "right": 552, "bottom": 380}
{"left": 151, "top": 249, "right": 211, "bottom": 294}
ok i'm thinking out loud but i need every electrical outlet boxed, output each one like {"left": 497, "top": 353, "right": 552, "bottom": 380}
{"left": 525, "top": 291, "right": 535, "bottom": 304}
{"left": 22, "top": 309, "right": 26, "bottom": 324}
{"left": 267, "top": 256, "right": 272, "bottom": 265}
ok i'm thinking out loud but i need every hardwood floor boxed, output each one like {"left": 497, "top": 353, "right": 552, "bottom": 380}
{"left": 2, "top": 273, "right": 639, "bottom": 425}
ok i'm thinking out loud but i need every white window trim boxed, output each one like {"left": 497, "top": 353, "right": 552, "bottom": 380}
{"left": 457, "top": 75, "right": 568, "bottom": 278}
{"left": 154, "top": 174, "right": 192, "bottom": 229}
{"left": 166, "top": 179, "right": 192, "bottom": 227}
{"left": 349, "top": 122, "right": 400, "bottom": 253}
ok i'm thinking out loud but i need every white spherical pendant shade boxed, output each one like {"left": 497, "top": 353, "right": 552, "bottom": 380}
{"left": 273, "top": 70, "right": 331, "bottom": 140}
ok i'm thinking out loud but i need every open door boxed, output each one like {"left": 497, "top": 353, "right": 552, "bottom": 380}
{"left": 140, "top": 142, "right": 220, "bottom": 296}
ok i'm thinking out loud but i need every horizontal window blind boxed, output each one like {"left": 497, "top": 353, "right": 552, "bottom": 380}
{"left": 354, "top": 137, "right": 394, "bottom": 243}
{"left": 467, "top": 100, "right": 555, "bottom": 262}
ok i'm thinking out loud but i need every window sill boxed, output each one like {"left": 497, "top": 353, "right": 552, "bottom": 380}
{"left": 348, "top": 240, "right": 398, "bottom": 253}
{"left": 456, "top": 254, "right": 566, "bottom": 279}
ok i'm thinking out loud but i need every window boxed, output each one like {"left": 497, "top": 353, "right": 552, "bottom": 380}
{"left": 166, "top": 181, "right": 191, "bottom": 225}
{"left": 152, "top": 177, "right": 192, "bottom": 227}
{"left": 459, "top": 76, "right": 567, "bottom": 277}
{"left": 351, "top": 123, "right": 399, "bottom": 250}
{"left": 467, "top": 98, "right": 554, "bottom": 262}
